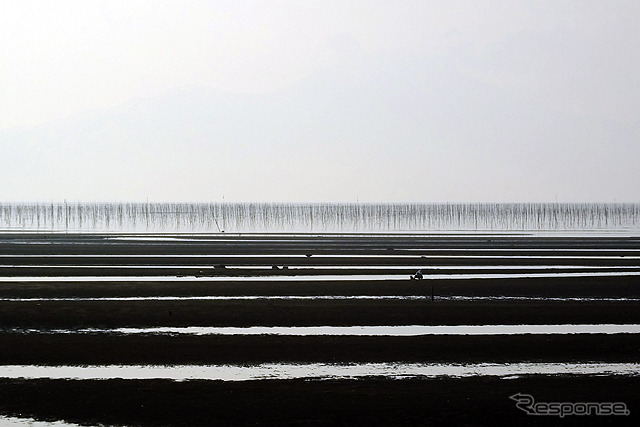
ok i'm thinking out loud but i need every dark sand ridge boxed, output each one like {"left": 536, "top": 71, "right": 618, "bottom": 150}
{"left": 0, "top": 333, "right": 639, "bottom": 365}
{"left": 2, "top": 266, "right": 639, "bottom": 277}
{"left": 3, "top": 254, "right": 640, "bottom": 266}
{"left": 0, "top": 376, "right": 638, "bottom": 426}
{"left": 0, "top": 276, "right": 638, "bottom": 298}
{"left": 2, "top": 300, "right": 640, "bottom": 329}
{"left": 8, "top": 248, "right": 640, "bottom": 255}
{"left": 2, "top": 233, "right": 640, "bottom": 256}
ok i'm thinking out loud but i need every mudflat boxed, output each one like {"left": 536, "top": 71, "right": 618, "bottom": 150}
{"left": 0, "top": 333, "right": 639, "bottom": 365}
{"left": 0, "top": 376, "right": 638, "bottom": 426}
{"left": 0, "top": 232, "right": 639, "bottom": 425}
{"left": 2, "top": 299, "right": 640, "bottom": 328}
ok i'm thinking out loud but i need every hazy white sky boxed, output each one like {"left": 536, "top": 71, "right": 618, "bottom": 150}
{"left": 1, "top": 1, "right": 639, "bottom": 202}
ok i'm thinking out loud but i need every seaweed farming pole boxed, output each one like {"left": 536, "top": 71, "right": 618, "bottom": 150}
{"left": 222, "top": 196, "right": 226, "bottom": 232}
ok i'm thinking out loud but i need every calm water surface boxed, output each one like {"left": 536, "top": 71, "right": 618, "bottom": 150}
{"left": 13, "top": 324, "right": 640, "bottom": 336}
{"left": 1, "top": 362, "right": 639, "bottom": 381}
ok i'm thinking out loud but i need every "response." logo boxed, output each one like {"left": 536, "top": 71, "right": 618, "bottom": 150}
{"left": 509, "top": 393, "right": 630, "bottom": 418}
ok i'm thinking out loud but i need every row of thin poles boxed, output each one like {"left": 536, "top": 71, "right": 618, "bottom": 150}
{"left": 0, "top": 202, "right": 639, "bottom": 232}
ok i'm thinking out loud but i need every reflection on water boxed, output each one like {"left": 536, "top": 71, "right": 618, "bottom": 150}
{"left": 0, "top": 362, "right": 639, "bottom": 381}
{"left": 4, "top": 265, "right": 638, "bottom": 270}
{"left": 17, "top": 324, "right": 640, "bottom": 336}
{"left": 0, "top": 416, "right": 84, "bottom": 427}
{"left": 4, "top": 252, "right": 640, "bottom": 257}
{"left": 2, "top": 296, "right": 432, "bottom": 302}
{"left": 3, "top": 296, "right": 638, "bottom": 302}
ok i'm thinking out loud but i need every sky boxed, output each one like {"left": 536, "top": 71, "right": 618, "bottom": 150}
{"left": 1, "top": 0, "right": 639, "bottom": 202}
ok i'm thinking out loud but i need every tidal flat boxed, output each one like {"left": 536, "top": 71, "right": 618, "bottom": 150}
{"left": 0, "top": 232, "right": 639, "bottom": 425}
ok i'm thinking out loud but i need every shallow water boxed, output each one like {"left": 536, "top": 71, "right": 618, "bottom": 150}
{"left": 17, "top": 324, "right": 640, "bottom": 336}
{"left": 3, "top": 265, "right": 637, "bottom": 270}
{"left": 0, "top": 362, "right": 638, "bottom": 381}
{"left": 1, "top": 296, "right": 433, "bottom": 302}
{"left": 4, "top": 251, "right": 640, "bottom": 257}
{"left": 2, "top": 296, "right": 638, "bottom": 302}
{"left": 0, "top": 416, "right": 83, "bottom": 427}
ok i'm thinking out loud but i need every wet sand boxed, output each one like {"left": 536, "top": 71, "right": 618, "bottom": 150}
{"left": 1, "top": 333, "right": 639, "bottom": 365}
{"left": 2, "top": 299, "right": 640, "bottom": 328}
{"left": 0, "top": 376, "right": 638, "bottom": 426}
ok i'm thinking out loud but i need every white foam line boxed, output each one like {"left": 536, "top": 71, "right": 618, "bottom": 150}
{"left": 0, "top": 362, "right": 638, "bottom": 381}
{"left": 22, "top": 324, "right": 640, "bottom": 336}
